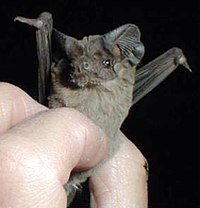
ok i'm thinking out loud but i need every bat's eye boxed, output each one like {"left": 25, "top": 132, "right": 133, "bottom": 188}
{"left": 102, "top": 59, "right": 111, "bottom": 67}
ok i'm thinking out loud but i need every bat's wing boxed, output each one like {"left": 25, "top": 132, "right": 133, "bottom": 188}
{"left": 15, "top": 12, "right": 53, "bottom": 105}
{"left": 132, "top": 47, "right": 191, "bottom": 105}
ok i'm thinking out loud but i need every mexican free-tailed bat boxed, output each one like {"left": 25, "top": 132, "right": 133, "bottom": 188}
{"left": 15, "top": 12, "right": 191, "bottom": 206}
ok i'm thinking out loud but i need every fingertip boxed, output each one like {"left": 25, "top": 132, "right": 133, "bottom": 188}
{"left": 89, "top": 132, "right": 148, "bottom": 208}
{"left": 42, "top": 108, "right": 109, "bottom": 171}
{"left": 0, "top": 82, "right": 47, "bottom": 133}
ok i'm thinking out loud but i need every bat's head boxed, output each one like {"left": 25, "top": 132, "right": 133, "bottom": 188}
{"left": 53, "top": 24, "right": 144, "bottom": 88}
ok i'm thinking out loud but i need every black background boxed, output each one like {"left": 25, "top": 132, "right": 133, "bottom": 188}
{"left": 0, "top": 1, "right": 199, "bottom": 208}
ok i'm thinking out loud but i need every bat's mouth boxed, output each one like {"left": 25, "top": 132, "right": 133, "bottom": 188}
{"left": 69, "top": 65, "right": 118, "bottom": 87}
{"left": 70, "top": 71, "right": 102, "bottom": 87}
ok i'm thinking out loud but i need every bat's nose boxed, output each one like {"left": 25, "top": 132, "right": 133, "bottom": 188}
{"left": 83, "top": 61, "right": 90, "bottom": 70}
{"left": 78, "top": 58, "right": 92, "bottom": 72}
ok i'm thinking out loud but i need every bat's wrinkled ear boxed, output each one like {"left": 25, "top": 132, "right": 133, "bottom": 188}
{"left": 53, "top": 29, "right": 83, "bottom": 57}
{"left": 103, "top": 24, "right": 145, "bottom": 65}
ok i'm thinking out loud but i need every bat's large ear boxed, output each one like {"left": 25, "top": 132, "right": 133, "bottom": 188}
{"left": 103, "top": 24, "right": 145, "bottom": 65}
{"left": 53, "top": 29, "right": 83, "bottom": 57}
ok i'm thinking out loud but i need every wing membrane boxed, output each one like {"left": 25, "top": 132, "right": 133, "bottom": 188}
{"left": 133, "top": 47, "right": 191, "bottom": 105}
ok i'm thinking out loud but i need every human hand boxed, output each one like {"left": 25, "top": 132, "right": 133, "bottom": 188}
{"left": 0, "top": 82, "right": 148, "bottom": 208}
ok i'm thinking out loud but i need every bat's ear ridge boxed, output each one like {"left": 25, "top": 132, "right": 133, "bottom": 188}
{"left": 103, "top": 24, "right": 145, "bottom": 65}
{"left": 53, "top": 29, "right": 81, "bottom": 56}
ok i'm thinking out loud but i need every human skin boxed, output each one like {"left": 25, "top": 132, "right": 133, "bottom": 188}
{"left": 0, "top": 82, "right": 148, "bottom": 208}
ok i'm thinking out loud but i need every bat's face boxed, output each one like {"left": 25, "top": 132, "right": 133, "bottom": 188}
{"left": 67, "top": 36, "right": 121, "bottom": 87}
{"left": 53, "top": 24, "right": 144, "bottom": 88}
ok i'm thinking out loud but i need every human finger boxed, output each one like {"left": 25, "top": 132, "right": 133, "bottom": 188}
{"left": 89, "top": 132, "right": 148, "bottom": 208}
{"left": 0, "top": 108, "right": 108, "bottom": 207}
{"left": 0, "top": 82, "right": 47, "bottom": 133}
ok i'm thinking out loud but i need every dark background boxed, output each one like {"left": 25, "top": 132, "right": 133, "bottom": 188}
{"left": 0, "top": 1, "right": 199, "bottom": 207}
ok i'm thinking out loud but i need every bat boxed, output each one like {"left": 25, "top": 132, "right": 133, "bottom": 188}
{"left": 15, "top": 12, "right": 191, "bottom": 206}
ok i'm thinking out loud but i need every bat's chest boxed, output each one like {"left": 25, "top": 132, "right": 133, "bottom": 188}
{"left": 49, "top": 81, "right": 133, "bottom": 140}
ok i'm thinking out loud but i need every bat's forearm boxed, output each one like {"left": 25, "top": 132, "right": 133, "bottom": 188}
{"left": 15, "top": 12, "right": 53, "bottom": 105}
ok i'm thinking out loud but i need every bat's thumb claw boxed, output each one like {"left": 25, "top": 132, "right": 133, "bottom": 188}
{"left": 14, "top": 16, "right": 43, "bottom": 29}
{"left": 183, "top": 62, "right": 192, "bottom": 72}
{"left": 176, "top": 54, "right": 192, "bottom": 72}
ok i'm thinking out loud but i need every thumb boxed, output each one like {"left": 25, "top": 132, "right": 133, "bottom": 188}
{"left": 0, "top": 105, "right": 109, "bottom": 208}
